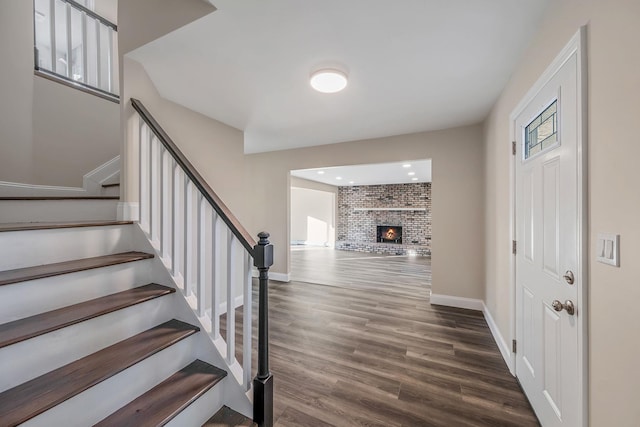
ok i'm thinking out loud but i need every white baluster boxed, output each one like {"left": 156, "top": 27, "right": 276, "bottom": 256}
{"left": 197, "top": 195, "right": 207, "bottom": 317}
{"left": 157, "top": 143, "right": 164, "bottom": 252}
{"left": 139, "top": 124, "right": 150, "bottom": 235}
{"left": 226, "top": 232, "right": 236, "bottom": 365}
{"left": 211, "top": 215, "right": 221, "bottom": 340}
{"left": 183, "top": 179, "right": 194, "bottom": 297}
{"left": 161, "top": 151, "right": 172, "bottom": 264}
{"left": 65, "top": 3, "right": 72, "bottom": 78}
{"left": 171, "top": 163, "right": 180, "bottom": 278}
{"left": 243, "top": 251, "right": 253, "bottom": 390}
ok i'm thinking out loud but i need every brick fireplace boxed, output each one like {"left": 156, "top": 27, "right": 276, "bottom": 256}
{"left": 335, "top": 183, "right": 431, "bottom": 256}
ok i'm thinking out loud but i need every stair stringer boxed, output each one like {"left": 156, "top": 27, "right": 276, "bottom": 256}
{"left": 129, "top": 224, "right": 254, "bottom": 421}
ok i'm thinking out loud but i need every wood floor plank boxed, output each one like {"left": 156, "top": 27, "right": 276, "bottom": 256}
{"left": 0, "top": 284, "right": 175, "bottom": 349}
{"left": 0, "top": 251, "right": 154, "bottom": 286}
{"left": 95, "top": 360, "right": 226, "bottom": 427}
{"left": 224, "top": 248, "right": 539, "bottom": 426}
{"left": 0, "top": 319, "right": 199, "bottom": 426}
{"left": 0, "top": 220, "right": 133, "bottom": 233}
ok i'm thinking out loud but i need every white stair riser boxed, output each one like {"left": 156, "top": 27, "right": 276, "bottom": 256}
{"left": 0, "top": 225, "right": 134, "bottom": 270}
{"left": 0, "top": 261, "right": 153, "bottom": 324}
{"left": 0, "top": 200, "right": 118, "bottom": 222}
{"left": 0, "top": 295, "right": 176, "bottom": 393}
{"left": 22, "top": 335, "right": 200, "bottom": 427}
{"left": 165, "top": 378, "right": 226, "bottom": 427}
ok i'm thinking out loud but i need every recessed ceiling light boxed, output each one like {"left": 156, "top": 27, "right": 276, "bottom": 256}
{"left": 402, "top": 164, "right": 412, "bottom": 168}
{"left": 310, "top": 69, "right": 348, "bottom": 93}
{"left": 317, "top": 171, "right": 325, "bottom": 175}
{"left": 349, "top": 181, "right": 354, "bottom": 184}
{"left": 408, "top": 172, "right": 415, "bottom": 176}
{"left": 412, "top": 177, "right": 418, "bottom": 181}
{"left": 336, "top": 177, "right": 342, "bottom": 180}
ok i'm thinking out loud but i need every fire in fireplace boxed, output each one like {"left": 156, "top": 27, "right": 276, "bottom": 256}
{"left": 377, "top": 225, "right": 403, "bottom": 244}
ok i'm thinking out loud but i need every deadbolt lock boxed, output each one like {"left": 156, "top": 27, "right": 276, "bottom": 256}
{"left": 563, "top": 270, "right": 575, "bottom": 285}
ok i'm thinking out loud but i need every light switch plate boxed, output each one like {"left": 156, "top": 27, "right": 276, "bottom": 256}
{"left": 596, "top": 233, "right": 619, "bottom": 266}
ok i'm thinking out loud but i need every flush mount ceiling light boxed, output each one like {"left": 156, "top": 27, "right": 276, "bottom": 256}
{"left": 317, "top": 170, "right": 325, "bottom": 174}
{"left": 310, "top": 69, "right": 348, "bottom": 93}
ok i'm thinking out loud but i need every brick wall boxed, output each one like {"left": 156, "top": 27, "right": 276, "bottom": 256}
{"left": 336, "top": 183, "right": 431, "bottom": 255}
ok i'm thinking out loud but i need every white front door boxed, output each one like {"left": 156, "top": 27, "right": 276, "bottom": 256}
{"left": 514, "top": 36, "right": 586, "bottom": 426}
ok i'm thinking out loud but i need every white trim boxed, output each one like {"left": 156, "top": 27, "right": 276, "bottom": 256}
{"left": 0, "top": 181, "right": 87, "bottom": 197}
{"left": 252, "top": 269, "right": 290, "bottom": 283}
{"left": 117, "top": 202, "right": 139, "bottom": 221}
{"left": 0, "top": 156, "right": 120, "bottom": 197}
{"left": 83, "top": 156, "right": 121, "bottom": 193}
{"left": 483, "top": 303, "right": 515, "bottom": 375}
{"left": 352, "top": 207, "right": 427, "bottom": 212}
{"left": 212, "top": 295, "right": 244, "bottom": 316}
{"left": 269, "top": 272, "right": 290, "bottom": 282}
{"left": 509, "top": 27, "right": 588, "bottom": 427}
{"left": 430, "top": 294, "right": 483, "bottom": 311}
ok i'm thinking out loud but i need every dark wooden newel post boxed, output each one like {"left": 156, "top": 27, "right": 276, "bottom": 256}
{"left": 253, "top": 232, "right": 273, "bottom": 427}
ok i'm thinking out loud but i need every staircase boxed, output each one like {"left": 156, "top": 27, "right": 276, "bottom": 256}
{"left": 0, "top": 194, "right": 264, "bottom": 427}
{"left": 0, "top": 98, "right": 274, "bottom": 426}
{"left": 0, "top": 216, "right": 255, "bottom": 426}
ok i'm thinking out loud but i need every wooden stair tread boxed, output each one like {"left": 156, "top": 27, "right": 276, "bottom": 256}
{"left": 0, "top": 196, "right": 120, "bottom": 200}
{"left": 0, "top": 220, "right": 133, "bottom": 233}
{"left": 0, "top": 251, "right": 154, "bottom": 286}
{"left": 101, "top": 183, "right": 120, "bottom": 188}
{"left": 0, "top": 319, "right": 199, "bottom": 426}
{"left": 95, "top": 360, "right": 227, "bottom": 426}
{"left": 0, "top": 284, "right": 175, "bottom": 350}
{"left": 204, "top": 406, "right": 256, "bottom": 427}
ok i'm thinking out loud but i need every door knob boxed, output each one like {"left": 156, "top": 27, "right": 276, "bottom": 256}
{"left": 552, "top": 300, "right": 575, "bottom": 316}
{"left": 563, "top": 270, "right": 575, "bottom": 285}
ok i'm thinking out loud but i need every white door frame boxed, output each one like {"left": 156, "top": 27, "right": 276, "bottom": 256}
{"left": 508, "top": 27, "right": 589, "bottom": 426}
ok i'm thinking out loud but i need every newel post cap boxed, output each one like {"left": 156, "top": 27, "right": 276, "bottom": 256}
{"left": 254, "top": 232, "right": 274, "bottom": 269}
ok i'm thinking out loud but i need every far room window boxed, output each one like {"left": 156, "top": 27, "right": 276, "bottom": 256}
{"left": 524, "top": 99, "right": 558, "bottom": 160}
{"left": 33, "top": 0, "right": 118, "bottom": 100}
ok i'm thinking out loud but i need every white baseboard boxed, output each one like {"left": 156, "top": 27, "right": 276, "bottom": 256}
{"left": 217, "top": 295, "right": 245, "bottom": 316}
{"left": 0, "top": 156, "right": 120, "bottom": 197}
{"left": 117, "top": 202, "right": 139, "bottom": 221}
{"left": 430, "top": 293, "right": 483, "bottom": 311}
{"left": 0, "top": 181, "right": 88, "bottom": 197}
{"left": 82, "top": 156, "right": 120, "bottom": 194}
{"left": 483, "top": 303, "right": 515, "bottom": 375}
{"left": 269, "top": 272, "right": 290, "bottom": 282}
{"left": 251, "top": 270, "right": 290, "bottom": 283}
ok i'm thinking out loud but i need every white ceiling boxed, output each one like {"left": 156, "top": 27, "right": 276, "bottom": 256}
{"left": 291, "top": 160, "right": 431, "bottom": 187}
{"left": 129, "top": 0, "right": 549, "bottom": 154}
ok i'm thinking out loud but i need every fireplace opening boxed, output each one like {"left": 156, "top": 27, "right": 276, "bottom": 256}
{"left": 377, "top": 225, "right": 402, "bottom": 244}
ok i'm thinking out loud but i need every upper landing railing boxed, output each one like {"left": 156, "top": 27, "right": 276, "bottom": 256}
{"left": 130, "top": 99, "right": 274, "bottom": 427}
{"left": 33, "top": 0, "right": 119, "bottom": 102}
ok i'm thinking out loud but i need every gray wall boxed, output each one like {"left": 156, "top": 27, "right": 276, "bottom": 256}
{"left": 0, "top": 0, "right": 120, "bottom": 187}
{"left": 483, "top": 0, "right": 640, "bottom": 423}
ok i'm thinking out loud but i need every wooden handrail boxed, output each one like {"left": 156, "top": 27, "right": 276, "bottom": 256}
{"left": 131, "top": 98, "right": 257, "bottom": 254}
{"left": 64, "top": 0, "right": 118, "bottom": 30}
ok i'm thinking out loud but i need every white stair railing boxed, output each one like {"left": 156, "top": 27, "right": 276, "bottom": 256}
{"left": 130, "top": 99, "right": 274, "bottom": 420}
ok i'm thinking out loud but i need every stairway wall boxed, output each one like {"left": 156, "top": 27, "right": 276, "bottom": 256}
{"left": 0, "top": 0, "right": 121, "bottom": 188}
{"left": 121, "top": 58, "right": 251, "bottom": 228}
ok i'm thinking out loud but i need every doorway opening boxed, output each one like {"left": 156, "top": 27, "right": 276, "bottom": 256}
{"left": 289, "top": 160, "right": 432, "bottom": 298}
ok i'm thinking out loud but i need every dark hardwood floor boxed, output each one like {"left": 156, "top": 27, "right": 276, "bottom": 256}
{"left": 291, "top": 246, "right": 431, "bottom": 299}
{"left": 225, "top": 248, "right": 539, "bottom": 427}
